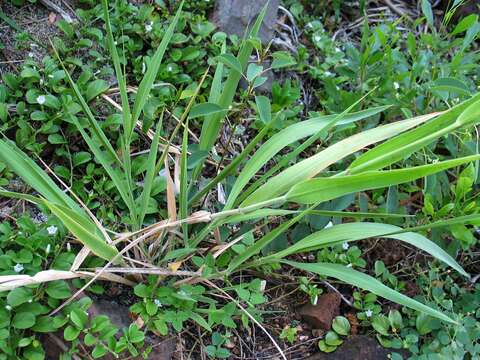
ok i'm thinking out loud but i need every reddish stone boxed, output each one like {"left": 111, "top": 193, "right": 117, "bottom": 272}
{"left": 297, "top": 293, "right": 341, "bottom": 330}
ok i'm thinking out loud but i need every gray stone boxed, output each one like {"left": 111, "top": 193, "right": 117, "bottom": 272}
{"left": 212, "top": 0, "right": 279, "bottom": 44}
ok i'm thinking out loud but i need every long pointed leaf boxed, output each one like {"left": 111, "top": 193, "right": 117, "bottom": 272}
{"left": 286, "top": 155, "right": 480, "bottom": 204}
{"left": 283, "top": 261, "right": 455, "bottom": 324}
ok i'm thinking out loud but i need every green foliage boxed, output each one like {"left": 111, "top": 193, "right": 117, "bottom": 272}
{"left": 0, "top": 0, "right": 479, "bottom": 358}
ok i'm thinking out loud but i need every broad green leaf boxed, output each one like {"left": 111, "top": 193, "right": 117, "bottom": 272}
{"left": 241, "top": 112, "right": 432, "bottom": 206}
{"left": 246, "top": 63, "right": 263, "bottom": 82}
{"left": 86, "top": 79, "right": 109, "bottom": 102}
{"left": 283, "top": 261, "right": 455, "bottom": 323}
{"left": 421, "top": 0, "right": 434, "bottom": 27}
{"left": 271, "top": 51, "right": 296, "bottom": 69}
{"left": 189, "top": 103, "right": 225, "bottom": 119}
{"left": 216, "top": 54, "right": 242, "bottom": 74}
{"left": 269, "top": 222, "right": 468, "bottom": 277}
{"left": 255, "top": 96, "right": 271, "bottom": 124}
{"left": 286, "top": 155, "right": 480, "bottom": 205}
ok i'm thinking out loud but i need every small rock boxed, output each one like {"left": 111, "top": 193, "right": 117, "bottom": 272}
{"left": 298, "top": 293, "right": 341, "bottom": 330}
{"left": 211, "top": 0, "right": 279, "bottom": 44}
{"left": 305, "top": 335, "right": 409, "bottom": 360}
{"left": 88, "top": 299, "right": 131, "bottom": 329}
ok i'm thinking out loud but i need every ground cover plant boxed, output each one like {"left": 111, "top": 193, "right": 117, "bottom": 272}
{"left": 0, "top": 0, "right": 479, "bottom": 359}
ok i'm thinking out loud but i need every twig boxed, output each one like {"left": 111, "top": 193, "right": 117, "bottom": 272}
{"left": 39, "top": 0, "right": 75, "bottom": 23}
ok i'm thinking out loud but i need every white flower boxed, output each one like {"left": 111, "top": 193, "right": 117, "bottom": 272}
{"left": 14, "top": 264, "right": 24, "bottom": 273}
{"left": 67, "top": 242, "right": 71, "bottom": 252}
{"left": 166, "top": 64, "right": 173, "bottom": 72}
{"left": 5, "top": 305, "right": 12, "bottom": 311}
{"left": 324, "top": 221, "right": 333, "bottom": 229}
{"left": 45, "top": 244, "right": 51, "bottom": 254}
{"left": 393, "top": 82, "right": 400, "bottom": 89}
{"left": 145, "top": 22, "right": 153, "bottom": 33}
{"left": 36, "top": 95, "right": 46, "bottom": 105}
{"left": 28, "top": 52, "right": 34, "bottom": 58}
{"left": 335, "top": 47, "right": 341, "bottom": 52}
{"left": 365, "top": 309, "right": 373, "bottom": 318}
{"left": 313, "top": 34, "right": 321, "bottom": 42}
{"left": 154, "top": 299, "right": 162, "bottom": 307}
{"left": 47, "top": 225, "right": 58, "bottom": 236}
{"left": 342, "top": 242, "right": 349, "bottom": 250}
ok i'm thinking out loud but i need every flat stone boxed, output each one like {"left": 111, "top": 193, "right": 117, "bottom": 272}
{"left": 298, "top": 293, "right": 341, "bottom": 330}
{"left": 211, "top": 0, "right": 279, "bottom": 44}
{"left": 305, "top": 335, "right": 408, "bottom": 360}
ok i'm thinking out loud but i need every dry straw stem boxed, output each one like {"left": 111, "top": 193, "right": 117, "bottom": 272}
{"left": 0, "top": 270, "right": 134, "bottom": 292}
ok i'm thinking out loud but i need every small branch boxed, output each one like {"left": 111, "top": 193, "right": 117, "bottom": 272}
{"left": 39, "top": 0, "right": 75, "bottom": 23}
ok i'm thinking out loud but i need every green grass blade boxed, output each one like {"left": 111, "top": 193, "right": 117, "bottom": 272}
{"left": 226, "top": 206, "right": 315, "bottom": 274}
{"left": 283, "top": 261, "right": 455, "bottom": 324}
{"left": 189, "top": 110, "right": 280, "bottom": 206}
{"left": 131, "top": 1, "right": 184, "bottom": 128}
{"left": 102, "top": 0, "right": 132, "bottom": 138}
{"left": 348, "top": 94, "right": 480, "bottom": 173}
{"left": 226, "top": 106, "right": 390, "bottom": 209}
{"left": 270, "top": 222, "right": 467, "bottom": 277}
{"left": 0, "top": 138, "right": 81, "bottom": 212}
{"left": 286, "top": 155, "right": 480, "bottom": 204}
{"left": 241, "top": 112, "right": 433, "bottom": 207}
{"left": 47, "top": 202, "right": 119, "bottom": 262}
{"left": 180, "top": 120, "right": 189, "bottom": 242}
{"left": 193, "top": 3, "right": 268, "bottom": 181}
{"left": 137, "top": 119, "right": 162, "bottom": 226}
{"left": 73, "top": 117, "right": 137, "bottom": 219}
{"left": 222, "top": 209, "right": 412, "bottom": 224}
{"left": 51, "top": 46, "right": 121, "bottom": 166}
{"left": 209, "top": 40, "right": 226, "bottom": 103}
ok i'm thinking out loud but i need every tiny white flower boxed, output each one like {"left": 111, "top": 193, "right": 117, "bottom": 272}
{"left": 28, "top": 299, "right": 32, "bottom": 303}
{"left": 393, "top": 82, "right": 400, "bottom": 89}
{"left": 39, "top": 79, "right": 44, "bottom": 86}
{"left": 36, "top": 95, "right": 46, "bottom": 105}
{"left": 346, "top": 263, "right": 353, "bottom": 268}
{"left": 342, "top": 242, "right": 349, "bottom": 250}
{"left": 145, "top": 22, "right": 153, "bottom": 33}
{"left": 154, "top": 299, "right": 162, "bottom": 307}
{"left": 14, "top": 263, "right": 24, "bottom": 273}
{"left": 313, "top": 35, "right": 321, "bottom": 42}
{"left": 335, "top": 47, "right": 341, "bottom": 52}
{"left": 324, "top": 221, "right": 333, "bottom": 229}
{"left": 45, "top": 244, "right": 51, "bottom": 254}
{"left": 365, "top": 309, "right": 373, "bottom": 317}
{"left": 28, "top": 52, "right": 34, "bottom": 58}
{"left": 47, "top": 225, "right": 58, "bottom": 236}
{"left": 167, "top": 64, "right": 173, "bottom": 72}
{"left": 5, "top": 305, "right": 12, "bottom": 311}
{"left": 67, "top": 243, "right": 71, "bottom": 252}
